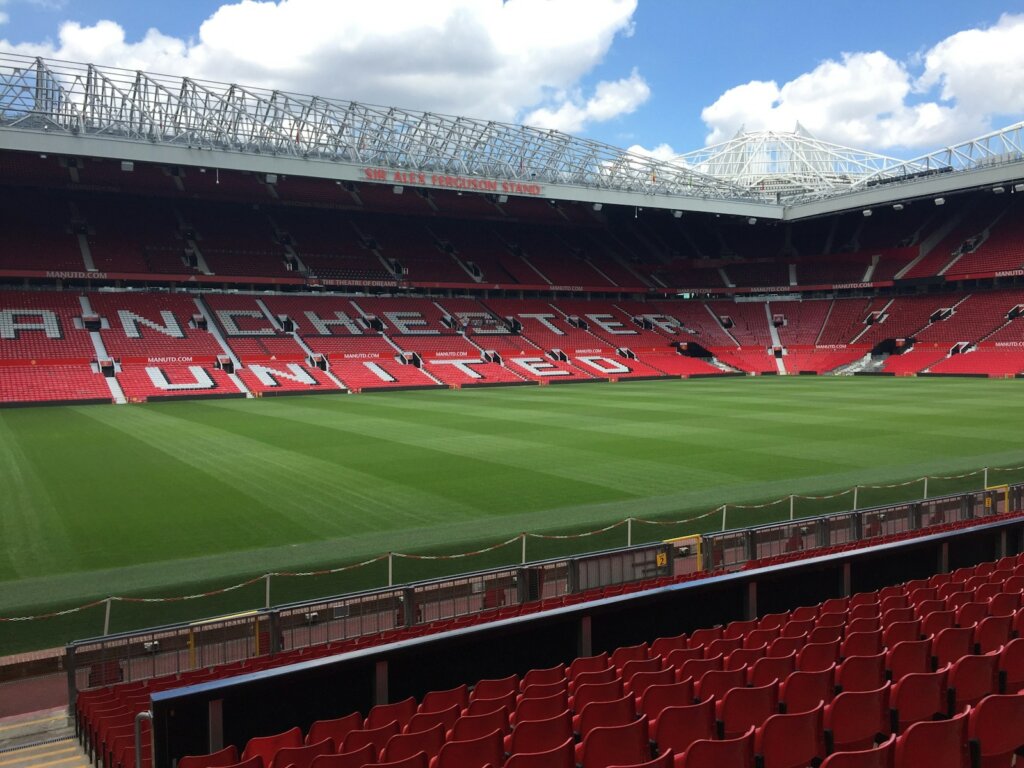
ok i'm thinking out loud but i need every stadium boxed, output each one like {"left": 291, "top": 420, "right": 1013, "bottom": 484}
{"left": 2, "top": 17, "right": 1024, "bottom": 768}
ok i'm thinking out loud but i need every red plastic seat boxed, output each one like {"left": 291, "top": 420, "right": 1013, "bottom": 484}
{"left": 818, "top": 734, "right": 895, "bottom": 768}
{"left": 503, "top": 736, "right": 574, "bottom": 768}
{"left": 382, "top": 724, "right": 445, "bottom": 762}
{"left": 846, "top": 617, "right": 881, "bottom": 634}
{"left": 748, "top": 653, "right": 797, "bottom": 687}
{"left": 650, "top": 633, "right": 688, "bottom": 658}
{"left": 823, "top": 682, "right": 891, "bottom": 753}
{"left": 375, "top": 752, "right": 428, "bottom": 768}
{"left": 341, "top": 720, "right": 400, "bottom": 754}
{"left": 835, "top": 652, "right": 886, "bottom": 693}
{"left": 178, "top": 745, "right": 239, "bottom": 768}
{"left": 841, "top": 631, "right": 882, "bottom": 659}
{"left": 975, "top": 614, "right": 1013, "bottom": 653}
{"left": 464, "top": 691, "right": 515, "bottom": 717}
{"left": 504, "top": 709, "right": 572, "bottom": 755}
{"left": 797, "top": 639, "right": 840, "bottom": 673}
{"left": 420, "top": 684, "right": 469, "bottom": 713}
{"left": 519, "top": 679, "right": 568, "bottom": 701}
{"left": 885, "top": 639, "right": 932, "bottom": 682}
{"left": 428, "top": 728, "right": 503, "bottom": 768}
{"left": 627, "top": 668, "right": 675, "bottom": 702}
{"left": 650, "top": 698, "right": 716, "bottom": 753}
{"left": 449, "top": 707, "right": 510, "bottom": 741}
{"left": 620, "top": 658, "right": 663, "bottom": 687}
{"left": 932, "top": 627, "right": 975, "bottom": 668}
{"left": 570, "top": 679, "right": 625, "bottom": 715}
{"left": 754, "top": 702, "right": 826, "bottom": 768}
{"left": 921, "top": 609, "right": 956, "bottom": 637}
{"left": 759, "top": 612, "right": 790, "bottom": 630}
{"left": 520, "top": 664, "right": 565, "bottom": 690}
{"left": 270, "top": 739, "right": 332, "bottom": 768}
{"left": 881, "top": 621, "right": 921, "bottom": 648}
{"left": 890, "top": 669, "right": 949, "bottom": 732}
{"left": 948, "top": 652, "right": 1000, "bottom": 708}
{"left": 782, "top": 619, "right": 816, "bottom": 638}
{"left": 574, "top": 693, "right": 635, "bottom": 738}
{"left": 406, "top": 703, "right": 461, "bottom": 734}
{"left": 779, "top": 666, "right": 834, "bottom": 714}
{"left": 676, "top": 725, "right": 755, "bottom": 768}
{"left": 768, "top": 634, "right": 808, "bottom": 658}
{"left": 998, "top": 636, "right": 1024, "bottom": 693}
{"left": 367, "top": 697, "right": 418, "bottom": 729}
{"left": 881, "top": 607, "right": 916, "bottom": 625}
{"left": 510, "top": 690, "right": 569, "bottom": 725}
{"left": 893, "top": 708, "right": 969, "bottom": 768}
{"left": 724, "top": 619, "right": 760, "bottom": 639}
{"left": 664, "top": 647, "right": 704, "bottom": 669}
{"left": 705, "top": 637, "right": 744, "bottom": 658}
{"left": 306, "top": 712, "right": 362, "bottom": 748}
{"left": 694, "top": 668, "right": 746, "bottom": 702}
{"left": 956, "top": 601, "right": 989, "bottom": 628}
{"left": 576, "top": 717, "right": 651, "bottom": 768}
{"left": 725, "top": 645, "right": 766, "bottom": 671}
{"left": 638, "top": 680, "right": 694, "bottom": 722}
{"left": 570, "top": 667, "right": 619, "bottom": 694}
{"left": 612, "top": 643, "right": 649, "bottom": 669}
{"left": 717, "top": 681, "right": 780, "bottom": 739}
{"left": 689, "top": 627, "right": 723, "bottom": 647}
{"left": 746, "top": 628, "right": 782, "bottom": 649}
{"left": 569, "top": 652, "right": 611, "bottom": 680}
{"left": 472, "top": 674, "right": 518, "bottom": 700}
{"left": 988, "top": 591, "right": 1021, "bottom": 617}
{"left": 607, "top": 751, "right": 673, "bottom": 768}
{"left": 967, "top": 693, "right": 1024, "bottom": 768}
{"left": 822, "top": 597, "right": 850, "bottom": 615}
{"left": 678, "top": 655, "right": 724, "bottom": 684}
{"left": 207, "top": 759, "right": 259, "bottom": 768}
{"left": 309, "top": 744, "right": 375, "bottom": 768}
{"left": 241, "top": 726, "right": 303, "bottom": 768}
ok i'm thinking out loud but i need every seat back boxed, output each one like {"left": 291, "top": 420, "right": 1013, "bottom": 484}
{"left": 649, "top": 633, "right": 688, "bottom": 658}
{"left": 420, "top": 683, "right": 469, "bottom": 713}
{"left": 835, "top": 652, "right": 886, "bottom": 693}
{"left": 638, "top": 679, "right": 694, "bottom": 720}
{"left": 381, "top": 723, "right": 445, "bottom": 762}
{"left": 449, "top": 708, "right": 510, "bottom": 741}
{"left": 611, "top": 642, "right": 649, "bottom": 668}
{"left": 694, "top": 668, "right": 745, "bottom": 702}
{"left": 890, "top": 669, "right": 949, "bottom": 732}
{"left": 796, "top": 639, "right": 840, "bottom": 673}
{"left": 948, "top": 652, "right": 999, "bottom": 708}
{"left": 178, "top": 745, "right": 239, "bottom": 768}
{"left": 340, "top": 720, "right": 400, "bottom": 754}
{"left": 578, "top": 718, "right": 650, "bottom": 768}
{"left": 406, "top": 703, "right": 460, "bottom": 734}
{"left": 503, "top": 736, "right": 575, "bottom": 768}
{"left": 999, "top": 636, "right": 1024, "bottom": 693}
{"left": 472, "top": 674, "right": 518, "bottom": 700}
{"left": 975, "top": 614, "right": 1013, "bottom": 653}
{"left": 241, "top": 726, "right": 303, "bottom": 767}
{"left": 366, "top": 697, "right": 418, "bottom": 729}
{"left": 270, "top": 739, "right": 332, "bottom": 768}
{"left": 755, "top": 702, "right": 826, "bottom": 768}
{"left": 432, "top": 729, "right": 503, "bottom": 768}
{"left": 652, "top": 698, "right": 716, "bottom": 755}
{"left": 520, "top": 663, "right": 566, "bottom": 690}
{"left": 748, "top": 652, "right": 797, "bottom": 687}
{"left": 372, "top": 751, "right": 428, "bottom": 768}
{"left": 576, "top": 694, "right": 636, "bottom": 739}
{"left": 717, "top": 681, "right": 779, "bottom": 739}
{"left": 512, "top": 690, "right": 569, "bottom": 724}
{"left": 779, "top": 666, "right": 834, "bottom": 714}
{"left": 571, "top": 679, "right": 625, "bottom": 713}
{"left": 569, "top": 652, "right": 610, "bottom": 680}
{"left": 306, "top": 712, "right": 362, "bottom": 748}
{"left": 310, "top": 744, "right": 375, "bottom": 768}
{"left": 505, "top": 709, "right": 572, "bottom": 755}
{"left": 678, "top": 726, "right": 755, "bottom": 768}
{"left": 886, "top": 639, "right": 932, "bottom": 682}
{"left": 818, "top": 734, "right": 895, "bottom": 768}
{"left": 932, "top": 627, "right": 975, "bottom": 669}
{"left": 894, "top": 709, "right": 969, "bottom": 768}
{"left": 823, "top": 682, "right": 891, "bottom": 753}
{"left": 967, "top": 693, "right": 1024, "bottom": 765}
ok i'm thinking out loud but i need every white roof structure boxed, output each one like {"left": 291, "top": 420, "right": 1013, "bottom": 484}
{"left": 674, "top": 124, "right": 920, "bottom": 199}
{"left": 0, "top": 52, "right": 1023, "bottom": 220}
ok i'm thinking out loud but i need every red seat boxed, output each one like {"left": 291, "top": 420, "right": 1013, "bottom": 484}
{"left": 306, "top": 712, "right": 362, "bottom": 748}
{"left": 664, "top": 647, "right": 704, "bottom": 668}
{"left": 367, "top": 697, "right": 418, "bottom": 729}
{"left": 886, "top": 639, "right": 932, "bottom": 682}
{"left": 612, "top": 643, "right": 650, "bottom": 669}
{"left": 504, "top": 709, "right": 572, "bottom": 755}
{"left": 520, "top": 664, "right": 566, "bottom": 690}
{"left": 241, "top": 726, "right": 303, "bottom": 768}
{"left": 746, "top": 628, "right": 782, "bottom": 649}
{"left": 570, "top": 668, "right": 619, "bottom": 694}
{"left": 406, "top": 703, "right": 461, "bottom": 734}
{"left": 472, "top": 674, "right": 518, "bottom": 700}
{"left": 270, "top": 739, "right": 332, "bottom": 768}
{"left": 464, "top": 691, "right": 515, "bottom": 717}
{"left": 725, "top": 645, "right": 767, "bottom": 671}
{"left": 881, "top": 621, "right": 921, "bottom": 648}
{"left": 975, "top": 614, "right": 1013, "bottom": 653}
{"left": 768, "top": 635, "right": 808, "bottom": 658}
{"left": 717, "top": 681, "right": 780, "bottom": 739}
{"left": 570, "top": 679, "right": 625, "bottom": 716}
{"left": 881, "top": 607, "right": 916, "bottom": 625}
{"left": 725, "top": 619, "right": 760, "bottom": 639}
{"left": 626, "top": 668, "right": 675, "bottom": 703}
{"left": 341, "top": 720, "right": 400, "bottom": 754}
{"left": 779, "top": 666, "right": 834, "bottom": 714}
{"left": 835, "top": 652, "right": 886, "bottom": 693}
{"left": 689, "top": 627, "right": 723, "bottom": 647}
{"left": 420, "top": 684, "right": 469, "bottom": 713}
{"left": 988, "top": 591, "right": 1021, "bottom": 617}
{"left": 782, "top": 619, "right": 816, "bottom": 638}
{"left": 841, "top": 631, "right": 882, "bottom": 659}
{"left": 621, "top": 658, "right": 663, "bottom": 687}
{"left": 933, "top": 627, "right": 975, "bottom": 668}
{"left": 574, "top": 694, "right": 636, "bottom": 738}
{"left": 818, "top": 734, "right": 895, "bottom": 768}
{"left": 676, "top": 726, "right": 755, "bottom": 768}
{"left": 511, "top": 690, "right": 569, "bottom": 725}
{"left": 178, "top": 745, "right": 239, "bottom": 768}
{"left": 921, "top": 610, "right": 957, "bottom": 637}
{"left": 967, "top": 692, "right": 1024, "bottom": 768}
{"left": 309, "top": 744, "right": 375, "bottom": 768}
{"left": 382, "top": 724, "right": 445, "bottom": 762}
{"left": 759, "top": 612, "right": 790, "bottom": 630}
{"left": 956, "top": 601, "right": 989, "bottom": 627}
{"left": 650, "top": 633, "right": 688, "bottom": 658}
{"left": 846, "top": 617, "right": 881, "bottom": 634}
{"left": 576, "top": 718, "right": 651, "bottom": 768}
{"left": 503, "top": 736, "right": 574, "bottom": 768}
{"left": 824, "top": 682, "right": 891, "bottom": 753}
{"left": 638, "top": 680, "right": 694, "bottom": 723}
{"left": 893, "top": 708, "right": 969, "bottom": 768}
{"left": 754, "top": 702, "right": 826, "bottom": 768}
{"left": 450, "top": 707, "right": 510, "bottom": 741}
{"left": 797, "top": 639, "right": 840, "bottom": 673}
{"left": 607, "top": 751, "right": 673, "bottom": 768}
{"left": 569, "top": 652, "right": 611, "bottom": 680}
{"left": 890, "top": 669, "right": 949, "bottom": 732}
{"left": 428, "top": 729, "right": 502, "bottom": 768}
{"left": 375, "top": 752, "right": 428, "bottom": 768}
{"left": 207, "top": 759, "right": 259, "bottom": 768}
{"left": 519, "top": 679, "right": 568, "bottom": 701}
{"left": 650, "top": 698, "right": 716, "bottom": 754}
{"left": 948, "top": 652, "right": 1000, "bottom": 708}
{"left": 678, "top": 655, "right": 724, "bottom": 684}
{"left": 998, "top": 636, "right": 1024, "bottom": 693}
{"left": 694, "top": 668, "right": 746, "bottom": 703}
{"left": 747, "top": 652, "right": 796, "bottom": 688}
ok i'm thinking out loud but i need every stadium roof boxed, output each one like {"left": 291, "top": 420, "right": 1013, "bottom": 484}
{"left": 1, "top": 52, "right": 1023, "bottom": 220}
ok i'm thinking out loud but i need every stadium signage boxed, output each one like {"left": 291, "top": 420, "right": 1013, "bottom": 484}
{"left": 46, "top": 270, "right": 109, "bottom": 280}
{"left": 363, "top": 167, "right": 543, "bottom": 196}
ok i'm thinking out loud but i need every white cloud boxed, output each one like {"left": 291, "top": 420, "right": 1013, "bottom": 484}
{"left": 0, "top": 12, "right": 8, "bottom": 25}
{"left": 0, "top": 0, "right": 644, "bottom": 132}
{"left": 624, "top": 141, "right": 677, "bottom": 161}
{"left": 700, "top": 13, "right": 1024, "bottom": 151}
{"left": 523, "top": 68, "right": 650, "bottom": 132}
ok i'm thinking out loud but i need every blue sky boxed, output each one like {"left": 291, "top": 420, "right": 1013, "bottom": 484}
{"left": 2, "top": 0, "right": 1023, "bottom": 158}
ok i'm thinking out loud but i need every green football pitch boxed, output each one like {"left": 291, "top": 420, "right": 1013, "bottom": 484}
{"left": 3, "top": 376, "right": 1024, "bottom": 654}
